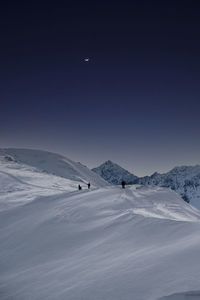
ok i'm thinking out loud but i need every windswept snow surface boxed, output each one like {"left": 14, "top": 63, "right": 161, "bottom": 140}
{"left": 1, "top": 172, "right": 200, "bottom": 300}
{"left": 0, "top": 148, "right": 107, "bottom": 186}
{"left": 137, "top": 166, "right": 200, "bottom": 209}
{"left": 93, "top": 161, "right": 200, "bottom": 209}
{"left": 0, "top": 148, "right": 107, "bottom": 211}
{"left": 158, "top": 290, "right": 200, "bottom": 299}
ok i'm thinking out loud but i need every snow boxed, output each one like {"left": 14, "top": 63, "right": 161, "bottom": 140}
{"left": 92, "top": 160, "right": 138, "bottom": 185}
{"left": 0, "top": 148, "right": 107, "bottom": 187}
{"left": 137, "top": 165, "right": 200, "bottom": 209}
{"left": 1, "top": 149, "right": 200, "bottom": 300}
{"left": 159, "top": 291, "right": 200, "bottom": 299}
{"left": 93, "top": 160, "right": 200, "bottom": 209}
{"left": 0, "top": 148, "right": 107, "bottom": 211}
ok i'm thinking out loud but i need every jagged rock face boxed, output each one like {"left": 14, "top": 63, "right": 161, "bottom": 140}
{"left": 137, "top": 165, "right": 200, "bottom": 208}
{"left": 92, "top": 160, "right": 138, "bottom": 185}
{"left": 93, "top": 161, "right": 200, "bottom": 208}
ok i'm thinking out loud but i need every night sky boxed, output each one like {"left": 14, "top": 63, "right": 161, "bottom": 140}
{"left": 1, "top": 1, "right": 200, "bottom": 176}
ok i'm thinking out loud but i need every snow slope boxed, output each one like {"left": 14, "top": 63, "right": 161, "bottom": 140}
{"left": 1, "top": 181, "right": 200, "bottom": 300}
{"left": 92, "top": 160, "right": 138, "bottom": 184}
{"left": 137, "top": 165, "right": 200, "bottom": 209}
{"left": 0, "top": 148, "right": 107, "bottom": 211}
{"left": 93, "top": 160, "right": 200, "bottom": 209}
{"left": 0, "top": 148, "right": 107, "bottom": 186}
{"left": 159, "top": 290, "right": 200, "bottom": 299}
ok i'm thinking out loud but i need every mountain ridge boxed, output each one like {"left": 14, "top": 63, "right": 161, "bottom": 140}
{"left": 93, "top": 160, "right": 200, "bottom": 208}
{"left": 1, "top": 148, "right": 200, "bottom": 299}
{"left": 0, "top": 148, "right": 108, "bottom": 211}
{"left": 0, "top": 148, "right": 108, "bottom": 187}
{"left": 92, "top": 160, "right": 138, "bottom": 185}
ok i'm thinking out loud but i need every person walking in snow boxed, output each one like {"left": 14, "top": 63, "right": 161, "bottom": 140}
{"left": 87, "top": 182, "right": 91, "bottom": 189}
{"left": 121, "top": 180, "right": 126, "bottom": 189}
{"left": 78, "top": 184, "right": 82, "bottom": 190}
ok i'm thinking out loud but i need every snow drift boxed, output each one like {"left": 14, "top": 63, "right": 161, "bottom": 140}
{"left": 1, "top": 149, "right": 200, "bottom": 300}
{"left": 93, "top": 160, "right": 200, "bottom": 209}
{"left": 0, "top": 148, "right": 107, "bottom": 211}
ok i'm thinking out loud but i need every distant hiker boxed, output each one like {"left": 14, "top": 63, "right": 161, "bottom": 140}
{"left": 78, "top": 184, "right": 82, "bottom": 190}
{"left": 121, "top": 180, "right": 126, "bottom": 189}
{"left": 87, "top": 182, "right": 91, "bottom": 189}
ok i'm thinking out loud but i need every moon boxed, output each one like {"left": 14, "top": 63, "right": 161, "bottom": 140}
{"left": 84, "top": 58, "right": 90, "bottom": 62}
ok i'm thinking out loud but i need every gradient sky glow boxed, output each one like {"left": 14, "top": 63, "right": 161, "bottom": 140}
{"left": 1, "top": 1, "right": 200, "bottom": 176}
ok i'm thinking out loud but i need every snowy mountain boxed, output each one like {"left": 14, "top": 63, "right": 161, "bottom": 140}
{"left": 92, "top": 160, "right": 138, "bottom": 185}
{"left": 0, "top": 148, "right": 107, "bottom": 211}
{"left": 137, "top": 165, "right": 200, "bottom": 209}
{"left": 0, "top": 148, "right": 107, "bottom": 186}
{"left": 93, "top": 160, "right": 200, "bottom": 209}
{"left": 1, "top": 148, "right": 200, "bottom": 299}
{"left": 1, "top": 180, "right": 200, "bottom": 299}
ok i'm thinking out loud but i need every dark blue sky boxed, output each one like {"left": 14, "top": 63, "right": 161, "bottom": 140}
{"left": 1, "top": 1, "right": 200, "bottom": 175}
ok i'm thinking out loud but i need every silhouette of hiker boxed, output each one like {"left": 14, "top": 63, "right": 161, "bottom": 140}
{"left": 78, "top": 184, "right": 82, "bottom": 190}
{"left": 121, "top": 180, "right": 126, "bottom": 189}
{"left": 87, "top": 182, "right": 91, "bottom": 189}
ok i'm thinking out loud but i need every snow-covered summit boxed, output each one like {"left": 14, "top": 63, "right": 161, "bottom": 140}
{"left": 92, "top": 160, "right": 138, "bottom": 185}
{"left": 137, "top": 165, "right": 200, "bottom": 209}
{"left": 0, "top": 148, "right": 107, "bottom": 186}
{"left": 0, "top": 148, "right": 107, "bottom": 211}
{"left": 1, "top": 148, "right": 200, "bottom": 299}
{"left": 92, "top": 160, "right": 200, "bottom": 209}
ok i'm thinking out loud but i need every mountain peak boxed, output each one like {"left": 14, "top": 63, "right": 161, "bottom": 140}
{"left": 0, "top": 148, "right": 108, "bottom": 188}
{"left": 137, "top": 164, "right": 200, "bottom": 208}
{"left": 92, "top": 161, "right": 138, "bottom": 185}
{"left": 104, "top": 160, "right": 115, "bottom": 165}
